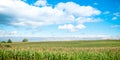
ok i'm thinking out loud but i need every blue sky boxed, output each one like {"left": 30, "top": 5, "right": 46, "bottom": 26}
{"left": 0, "top": 0, "right": 120, "bottom": 38}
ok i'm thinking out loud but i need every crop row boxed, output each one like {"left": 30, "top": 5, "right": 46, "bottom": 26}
{"left": 0, "top": 47, "right": 120, "bottom": 60}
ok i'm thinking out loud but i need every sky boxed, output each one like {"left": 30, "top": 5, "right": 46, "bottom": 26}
{"left": 0, "top": 0, "right": 120, "bottom": 38}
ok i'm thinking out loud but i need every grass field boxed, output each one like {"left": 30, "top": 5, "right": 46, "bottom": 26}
{"left": 0, "top": 40, "right": 120, "bottom": 60}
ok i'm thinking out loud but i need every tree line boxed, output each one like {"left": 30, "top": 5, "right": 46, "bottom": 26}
{"left": 0, "top": 38, "right": 28, "bottom": 43}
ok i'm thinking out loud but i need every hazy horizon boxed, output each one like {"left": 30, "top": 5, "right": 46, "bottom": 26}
{"left": 0, "top": 35, "right": 120, "bottom": 42}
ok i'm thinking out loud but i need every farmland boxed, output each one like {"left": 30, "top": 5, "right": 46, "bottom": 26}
{"left": 0, "top": 40, "right": 120, "bottom": 60}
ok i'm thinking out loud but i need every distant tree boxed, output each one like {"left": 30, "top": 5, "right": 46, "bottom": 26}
{"left": 0, "top": 41, "right": 2, "bottom": 47}
{"left": 1, "top": 41, "right": 6, "bottom": 43}
{"left": 22, "top": 38, "right": 28, "bottom": 42}
{"left": 7, "top": 39, "right": 12, "bottom": 43}
{"left": 0, "top": 42, "right": 3, "bottom": 47}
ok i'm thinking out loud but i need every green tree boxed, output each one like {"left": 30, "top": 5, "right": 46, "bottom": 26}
{"left": 22, "top": 38, "right": 28, "bottom": 42}
{"left": 7, "top": 39, "right": 12, "bottom": 43}
{"left": 1, "top": 41, "right": 6, "bottom": 43}
{"left": 0, "top": 41, "right": 2, "bottom": 47}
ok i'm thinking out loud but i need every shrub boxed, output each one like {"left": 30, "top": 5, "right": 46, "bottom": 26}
{"left": 22, "top": 38, "right": 28, "bottom": 42}
{"left": 7, "top": 39, "right": 12, "bottom": 43}
{"left": 4, "top": 44, "right": 12, "bottom": 47}
{"left": 1, "top": 41, "right": 6, "bottom": 43}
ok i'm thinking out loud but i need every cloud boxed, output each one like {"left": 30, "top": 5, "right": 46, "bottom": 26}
{"left": 56, "top": 2, "right": 101, "bottom": 17}
{"left": 76, "top": 17, "right": 101, "bottom": 24}
{"left": 112, "top": 17, "right": 117, "bottom": 20}
{"left": 58, "top": 24, "right": 86, "bottom": 32}
{"left": 112, "top": 12, "right": 120, "bottom": 20}
{"left": 93, "top": 2, "right": 98, "bottom": 5}
{"left": 0, "top": 0, "right": 101, "bottom": 31}
{"left": 58, "top": 24, "right": 76, "bottom": 32}
{"left": 34, "top": 0, "right": 47, "bottom": 7}
{"left": 111, "top": 25, "right": 120, "bottom": 28}
{"left": 0, "top": 30, "right": 18, "bottom": 36}
{"left": 103, "top": 11, "right": 110, "bottom": 14}
{"left": 58, "top": 17, "right": 101, "bottom": 32}
{"left": 113, "top": 12, "right": 120, "bottom": 17}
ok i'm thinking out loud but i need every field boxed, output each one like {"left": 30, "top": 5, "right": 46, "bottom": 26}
{"left": 0, "top": 40, "right": 120, "bottom": 60}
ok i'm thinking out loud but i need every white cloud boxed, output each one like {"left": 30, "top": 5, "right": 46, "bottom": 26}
{"left": 55, "top": 2, "right": 101, "bottom": 17}
{"left": 34, "top": 0, "right": 47, "bottom": 7}
{"left": 10, "top": 31, "right": 17, "bottom": 34}
{"left": 58, "top": 24, "right": 76, "bottom": 32}
{"left": 76, "top": 24, "right": 86, "bottom": 29}
{"left": 76, "top": 17, "right": 101, "bottom": 24}
{"left": 113, "top": 12, "right": 120, "bottom": 17}
{"left": 112, "top": 12, "right": 120, "bottom": 20}
{"left": 0, "top": 30, "right": 18, "bottom": 36}
{"left": 0, "top": 0, "right": 101, "bottom": 31}
{"left": 112, "top": 17, "right": 117, "bottom": 20}
{"left": 93, "top": 2, "right": 98, "bottom": 5}
{"left": 58, "top": 24, "right": 86, "bottom": 32}
{"left": 103, "top": 11, "right": 110, "bottom": 14}
{"left": 111, "top": 25, "right": 120, "bottom": 28}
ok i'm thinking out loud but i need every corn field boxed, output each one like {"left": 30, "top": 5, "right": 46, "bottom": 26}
{"left": 0, "top": 40, "right": 120, "bottom": 60}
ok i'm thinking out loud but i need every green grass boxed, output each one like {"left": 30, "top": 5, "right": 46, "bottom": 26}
{"left": 0, "top": 40, "right": 120, "bottom": 60}
{"left": 8, "top": 40, "right": 120, "bottom": 48}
